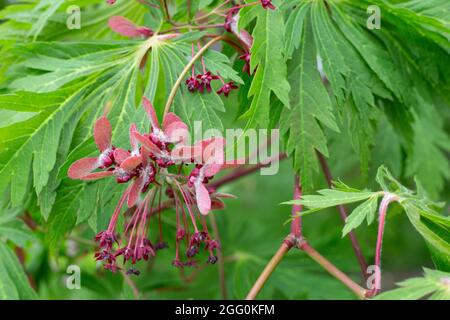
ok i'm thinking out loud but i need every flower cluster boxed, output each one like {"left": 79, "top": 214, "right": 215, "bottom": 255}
{"left": 68, "top": 97, "right": 233, "bottom": 274}
{"left": 185, "top": 44, "right": 238, "bottom": 97}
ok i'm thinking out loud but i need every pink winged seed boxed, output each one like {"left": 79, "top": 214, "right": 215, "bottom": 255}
{"left": 113, "top": 148, "right": 130, "bottom": 165}
{"left": 120, "top": 155, "right": 142, "bottom": 171}
{"left": 142, "top": 97, "right": 160, "bottom": 129}
{"left": 127, "top": 176, "right": 144, "bottom": 207}
{"left": 81, "top": 171, "right": 114, "bottom": 181}
{"left": 195, "top": 182, "right": 212, "bottom": 215}
{"left": 170, "top": 145, "right": 201, "bottom": 162}
{"left": 94, "top": 116, "right": 112, "bottom": 152}
{"left": 164, "top": 121, "right": 189, "bottom": 144}
{"left": 162, "top": 112, "right": 184, "bottom": 129}
{"left": 129, "top": 123, "right": 139, "bottom": 151}
{"left": 108, "top": 16, "right": 142, "bottom": 38}
{"left": 132, "top": 131, "right": 163, "bottom": 156}
{"left": 202, "top": 164, "right": 222, "bottom": 178}
{"left": 68, "top": 157, "right": 100, "bottom": 179}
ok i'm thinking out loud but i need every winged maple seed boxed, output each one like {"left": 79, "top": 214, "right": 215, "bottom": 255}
{"left": 108, "top": 16, "right": 154, "bottom": 38}
{"left": 68, "top": 97, "right": 235, "bottom": 274}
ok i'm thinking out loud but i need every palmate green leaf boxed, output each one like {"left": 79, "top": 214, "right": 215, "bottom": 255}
{"left": 0, "top": 85, "right": 87, "bottom": 208}
{"left": 280, "top": 9, "right": 339, "bottom": 189}
{"left": 375, "top": 268, "right": 450, "bottom": 300}
{"left": 10, "top": 41, "right": 140, "bottom": 93}
{"left": 0, "top": 0, "right": 147, "bottom": 42}
{"left": 331, "top": 3, "right": 407, "bottom": 103}
{"left": 335, "top": 1, "right": 449, "bottom": 194}
{"left": 1, "top": 35, "right": 199, "bottom": 223}
{"left": 310, "top": 1, "right": 393, "bottom": 174}
{"left": 45, "top": 65, "right": 141, "bottom": 248}
{"left": 239, "top": 0, "right": 290, "bottom": 128}
{"left": 28, "top": 0, "right": 65, "bottom": 40}
{"left": 180, "top": 91, "right": 225, "bottom": 132}
{"left": 0, "top": 242, "right": 37, "bottom": 300}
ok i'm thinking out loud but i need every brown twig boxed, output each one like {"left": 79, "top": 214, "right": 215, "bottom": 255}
{"left": 300, "top": 242, "right": 366, "bottom": 299}
{"left": 245, "top": 241, "right": 292, "bottom": 300}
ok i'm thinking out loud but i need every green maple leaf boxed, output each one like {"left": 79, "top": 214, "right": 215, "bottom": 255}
{"left": 239, "top": 1, "right": 290, "bottom": 128}
{"left": 280, "top": 9, "right": 339, "bottom": 189}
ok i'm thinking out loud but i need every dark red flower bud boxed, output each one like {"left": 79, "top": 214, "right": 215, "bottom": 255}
{"left": 186, "top": 76, "right": 201, "bottom": 92}
{"left": 260, "top": 0, "right": 276, "bottom": 10}
{"left": 207, "top": 255, "right": 218, "bottom": 264}
{"left": 217, "top": 82, "right": 238, "bottom": 97}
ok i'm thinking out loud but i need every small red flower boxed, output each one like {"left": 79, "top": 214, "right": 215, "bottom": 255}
{"left": 261, "top": 0, "right": 276, "bottom": 10}
{"left": 217, "top": 82, "right": 238, "bottom": 97}
{"left": 185, "top": 76, "right": 201, "bottom": 92}
{"left": 196, "top": 71, "right": 219, "bottom": 93}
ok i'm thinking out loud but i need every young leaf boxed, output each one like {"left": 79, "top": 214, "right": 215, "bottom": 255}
{"left": 342, "top": 196, "right": 379, "bottom": 237}
{"left": 285, "top": 189, "right": 375, "bottom": 209}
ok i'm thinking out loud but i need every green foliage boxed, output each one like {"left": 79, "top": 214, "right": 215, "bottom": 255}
{"left": 239, "top": 0, "right": 291, "bottom": 128}
{"left": 375, "top": 268, "right": 450, "bottom": 300}
{"left": 286, "top": 166, "right": 450, "bottom": 269}
{"left": 0, "top": 0, "right": 448, "bottom": 301}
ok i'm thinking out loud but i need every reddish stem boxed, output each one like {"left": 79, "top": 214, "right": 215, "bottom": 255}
{"left": 291, "top": 175, "right": 302, "bottom": 238}
{"left": 366, "top": 193, "right": 398, "bottom": 297}
{"left": 316, "top": 151, "right": 369, "bottom": 281}
{"left": 209, "top": 153, "right": 287, "bottom": 189}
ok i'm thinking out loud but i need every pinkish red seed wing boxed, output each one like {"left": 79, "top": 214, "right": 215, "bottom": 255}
{"left": 164, "top": 121, "right": 189, "bottom": 144}
{"left": 127, "top": 175, "right": 144, "bottom": 207}
{"left": 171, "top": 145, "right": 201, "bottom": 162}
{"left": 136, "top": 27, "right": 153, "bottom": 38}
{"left": 211, "top": 199, "right": 225, "bottom": 210}
{"left": 108, "top": 16, "right": 141, "bottom": 38}
{"left": 214, "top": 192, "right": 237, "bottom": 199}
{"left": 202, "top": 164, "right": 222, "bottom": 178}
{"left": 120, "top": 155, "right": 142, "bottom": 171}
{"left": 81, "top": 171, "right": 114, "bottom": 181}
{"left": 163, "top": 112, "right": 184, "bottom": 129}
{"left": 129, "top": 123, "right": 139, "bottom": 151}
{"left": 195, "top": 182, "right": 212, "bottom": 215}
{"left": 132, "top": 131, "right": 163, "bottom": 156}
{"left": 142, "top": 96, "right": 160, "bottom": 129}
{"left": 113, "top": 148, "right": 130, "bottom": 165}
{"left": 94, "top": 116, "right": 112, "bottom": 152}
{"left": 68, "top": 157, "right": 99, "bottom": 179}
